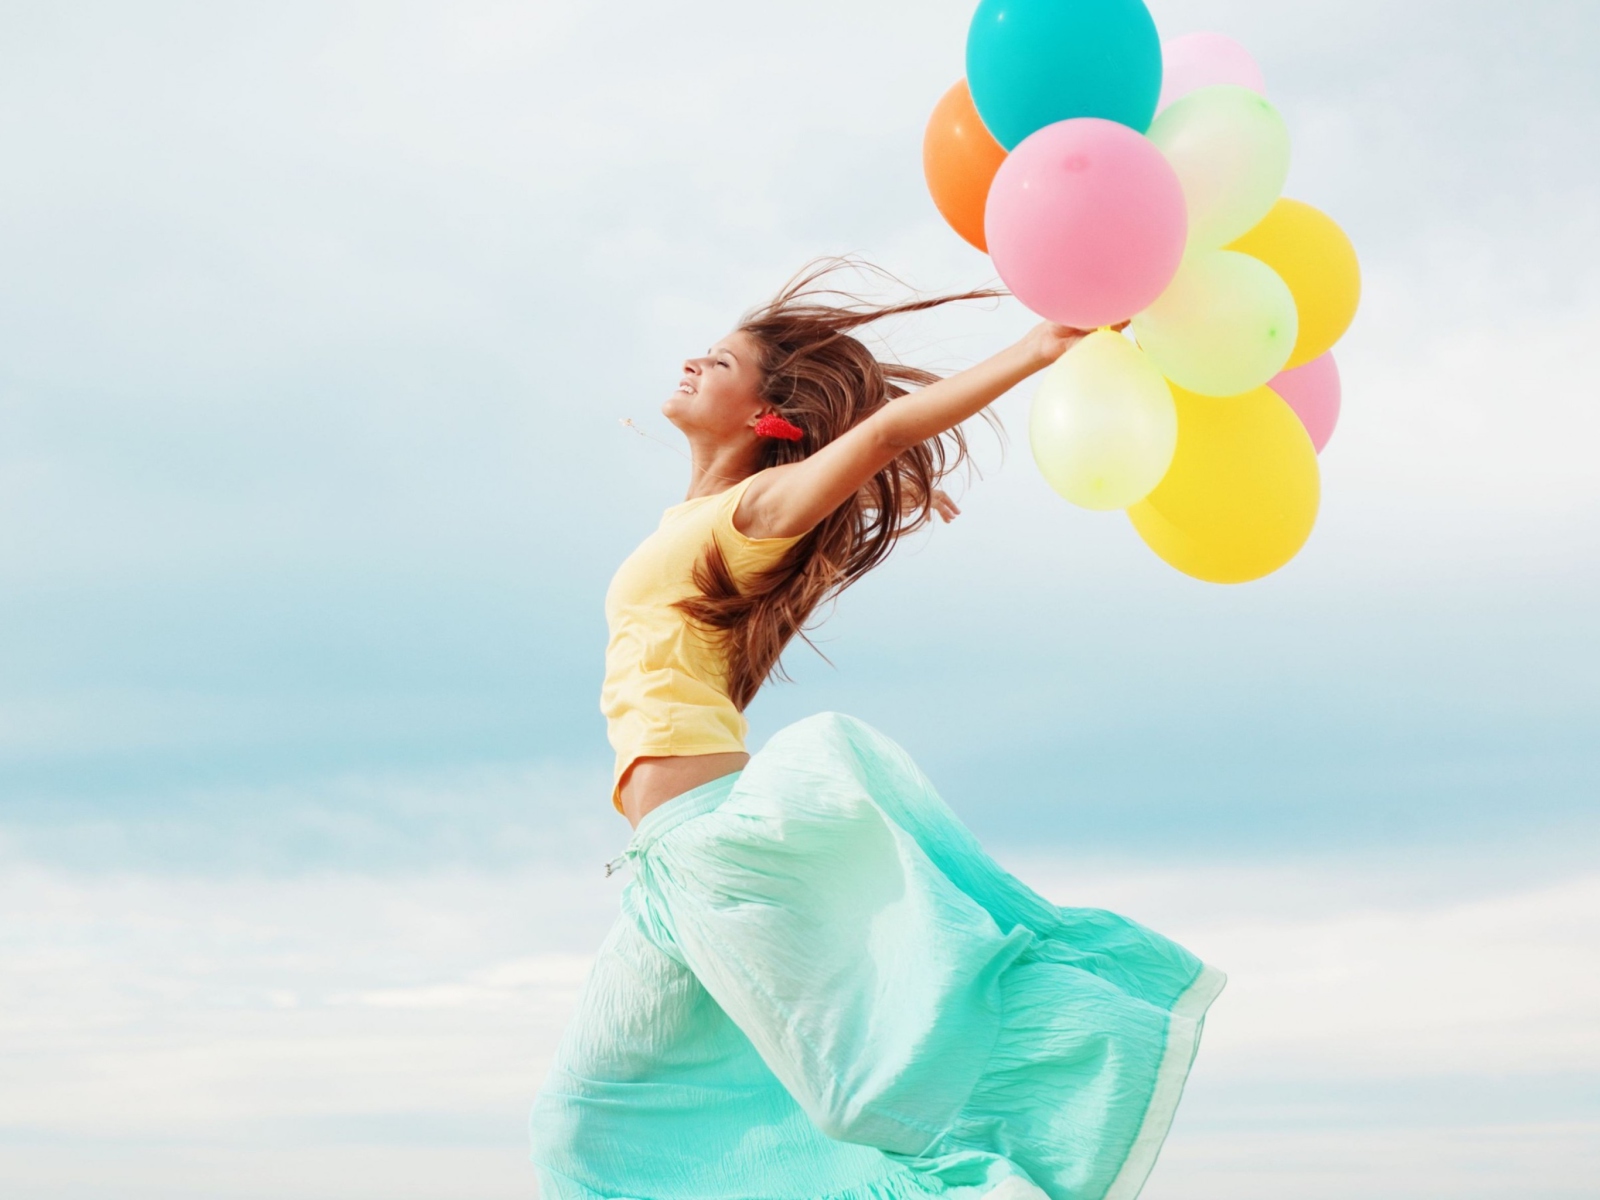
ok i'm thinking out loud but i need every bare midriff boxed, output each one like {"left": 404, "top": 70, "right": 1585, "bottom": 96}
{"left": 618, "top": 751, "right": 750, "bottom": 830}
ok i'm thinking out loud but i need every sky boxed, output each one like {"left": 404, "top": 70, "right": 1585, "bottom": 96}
{"left": 0, "top": 1, "right": 1596, "bottom": 1197}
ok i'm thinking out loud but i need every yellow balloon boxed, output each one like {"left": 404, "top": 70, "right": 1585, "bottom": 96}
{"left": 1128, "top": 385, "right": 1320, "bottom": 583}
{"left": 1229, "top": 198, "right": 1360, "bottom": 369}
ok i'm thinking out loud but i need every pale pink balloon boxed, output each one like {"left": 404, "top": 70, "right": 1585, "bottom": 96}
{"left": 1270, "top": 352, "right": 1341, "bottom": 453}
{"left": 985, "top": 118, "right": 1188, "bottom": 329}
{"left": 1158, "top": 32, "right": 1267, "bottom": 112}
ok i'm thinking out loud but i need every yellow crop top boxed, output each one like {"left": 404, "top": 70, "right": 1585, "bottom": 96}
{"left": 601, "top": 473, "right": 804, "bottom": 812}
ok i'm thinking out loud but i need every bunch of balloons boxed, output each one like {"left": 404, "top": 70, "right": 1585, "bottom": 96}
{"left": 923, "top": 3, "right": 1360, "bottom": 583}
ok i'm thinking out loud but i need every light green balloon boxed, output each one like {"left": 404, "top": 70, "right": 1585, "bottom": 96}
{"left": 1133, "top": 250, "right": 1299, "bottom": 397}
{"left": 1030, "top": 330, "right": 1177, "bottom": 511}
{"left": 1148, "top": 84, "right": 1290, "bottom": 250}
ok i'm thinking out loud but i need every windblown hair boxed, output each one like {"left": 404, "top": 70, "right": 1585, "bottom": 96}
{"left": 675, "top": 258, "right": 1002, "bottom": 710}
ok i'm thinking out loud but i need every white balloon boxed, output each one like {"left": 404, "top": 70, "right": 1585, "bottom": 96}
{"left": 1148, "top": 85, "right": 1290, "bottom": 251}
{"left": 1133, "top": 251, "right": 1299, "bottom": 397}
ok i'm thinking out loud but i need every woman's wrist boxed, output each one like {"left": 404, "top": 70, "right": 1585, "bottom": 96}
{"left": 1009, "top": 335, "right": 1057, "bottom": 377}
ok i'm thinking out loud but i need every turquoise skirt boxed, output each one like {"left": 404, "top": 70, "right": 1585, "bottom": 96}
{"left": 530, "top": 713, "right": 1224, "bottom": 1200}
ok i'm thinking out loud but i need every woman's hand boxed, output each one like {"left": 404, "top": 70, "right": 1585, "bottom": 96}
{"left": 1021, "top": 319, "right": 1130, "bottom": 370}
{"left": 931, "top": 489, "right": 961, "bottom": 523}
{"left": 896, "top": 488, "right": 962, "bottom": 523}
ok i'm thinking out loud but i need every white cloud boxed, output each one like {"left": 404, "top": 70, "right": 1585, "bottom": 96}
{"left": 334, "top": 953, "right": 594, "bottom": 1011}
{"left": 1033, "top": 862, "right": 1600, "bottom": 1076}
{"left": 1, "top": 849, "right": 1595, "bottom": 1198}
{"left": 1147, "top": 1121, "right": 1600, "bottom": 1200}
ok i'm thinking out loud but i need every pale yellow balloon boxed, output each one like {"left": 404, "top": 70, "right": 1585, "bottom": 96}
{"left": 1229, "top": 198, "right": 1361, "bottom": 369}
{"left": 1131, "top": 250, "right": 1298, "bottom": 397}
{"left": 1029, "top": 331, "right": 1177, "bottom": 511}
{"left": 1128, "top": 384, "right": 1320, "bottom": 583}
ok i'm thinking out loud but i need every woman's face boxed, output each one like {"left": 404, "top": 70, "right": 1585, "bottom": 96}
{"left": 661, "top": 329, "right": 766, "bottom": 440}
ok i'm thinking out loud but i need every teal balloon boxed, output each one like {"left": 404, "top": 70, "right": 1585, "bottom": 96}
{"left": 966, "top": 0, "right": 1163, "bottom": 149}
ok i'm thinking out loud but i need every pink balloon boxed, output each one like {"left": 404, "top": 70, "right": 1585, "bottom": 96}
{"left": 1158, "top": 32, "right": 1267, "bottom": 112}
{"left": 985, "top": 118, "right": 1188, "bottom": 329}
{"left": 1269, "top": 353, "right": 1341, "bottom": 453}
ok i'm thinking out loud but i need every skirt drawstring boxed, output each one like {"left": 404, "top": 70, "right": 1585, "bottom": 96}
{"left": 605, "top": 771, "right": 744, "bottom": 879}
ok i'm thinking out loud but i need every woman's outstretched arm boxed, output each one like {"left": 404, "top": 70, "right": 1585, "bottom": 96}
{"left": 738, "top": 322, "right": 1087, "bottom": 540}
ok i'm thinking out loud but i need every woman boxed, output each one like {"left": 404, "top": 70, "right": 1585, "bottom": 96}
{"left": 530, "top": 262, "right": 1224, "bottom": 1200}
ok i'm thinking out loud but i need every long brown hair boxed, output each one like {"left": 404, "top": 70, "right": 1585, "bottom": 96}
{"left": 674, "top": 258, "right": 1003, "bottom": 710}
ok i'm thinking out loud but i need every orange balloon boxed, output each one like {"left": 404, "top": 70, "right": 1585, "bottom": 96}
{"left": 923, "top": 80, "right": 1006, "bottom": 253}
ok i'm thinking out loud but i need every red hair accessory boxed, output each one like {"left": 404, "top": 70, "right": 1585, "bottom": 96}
{"left": 754, "top": 412, "right": 805, "bottom": 441}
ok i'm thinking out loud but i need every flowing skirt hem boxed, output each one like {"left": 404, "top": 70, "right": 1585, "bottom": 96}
{"left": 1102, "top": 964, "right": 1227, "bottom": 1200}
{"left": 535, "top": 1159, "right": 1035, "bottom": 1200}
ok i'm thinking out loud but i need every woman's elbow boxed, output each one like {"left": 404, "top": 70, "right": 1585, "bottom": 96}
{"left": 870, "top": 415, "right": 918, "bottom": 455}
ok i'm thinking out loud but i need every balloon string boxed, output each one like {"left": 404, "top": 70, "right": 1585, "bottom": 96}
{"left": 618, "top": 418, "right": 748, "bottom": 486}
{"left": 619, "top": 417, "right": 691, "bottom": 462}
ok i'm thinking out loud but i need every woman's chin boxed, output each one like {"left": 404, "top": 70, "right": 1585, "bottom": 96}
{"left": 659, "top": 398, "right": 694, "bottom": 431}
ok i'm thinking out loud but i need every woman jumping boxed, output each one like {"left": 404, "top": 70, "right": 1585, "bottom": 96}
{"left": 530, "top": 261, "right": 1224, "bottom": 1200}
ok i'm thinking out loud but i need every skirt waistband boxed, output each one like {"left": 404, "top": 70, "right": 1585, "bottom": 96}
{"left": 606, "top": 770, "right": 742, "bottom": 877}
